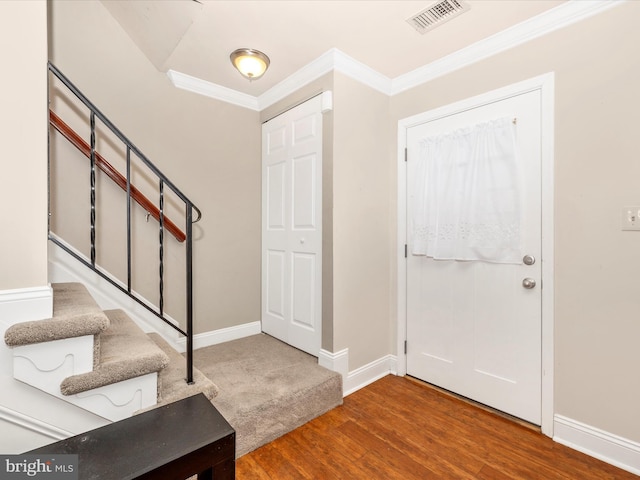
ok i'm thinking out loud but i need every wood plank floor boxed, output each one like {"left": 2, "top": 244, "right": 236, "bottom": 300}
{"left": 237, "top": 375, "right": 637, "bottom": 479}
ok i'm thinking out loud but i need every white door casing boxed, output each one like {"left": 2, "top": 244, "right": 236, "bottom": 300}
{"left": 262, "top": 95, "right": 323, "bottom": 356}
{"left": 397, "top": 73, "right": 555, "bottom": 435}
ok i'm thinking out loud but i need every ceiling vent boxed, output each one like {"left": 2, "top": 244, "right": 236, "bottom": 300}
{"left": 407, "top": 0, "right": 470, "bottom": 34}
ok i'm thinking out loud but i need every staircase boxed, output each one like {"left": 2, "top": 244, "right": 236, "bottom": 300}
{"left": 46, "top": 60, "right": 202, "bottom": 394}
{"left": 3, "top": 282, "right": 217, "bottom": 422}
{"left": 0, "top": 62, "right": 345, "bottom": 459}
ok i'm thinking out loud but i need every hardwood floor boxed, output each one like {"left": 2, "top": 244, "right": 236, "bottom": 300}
{"left": 237, "top": 375, "right": 637, "bottom": 479}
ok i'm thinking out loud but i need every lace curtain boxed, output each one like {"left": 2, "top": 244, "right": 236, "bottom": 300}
{"left": 411, "top": 117, "right": 522, "bottom": 264}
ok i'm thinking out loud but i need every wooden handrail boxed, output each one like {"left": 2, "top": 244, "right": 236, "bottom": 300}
{"left": 49, "top": 110, "right": 186, "bottom": 243}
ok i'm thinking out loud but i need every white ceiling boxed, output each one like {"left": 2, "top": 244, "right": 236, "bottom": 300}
{"left": 101, "top": 0, "right": 567, "bottom": 97}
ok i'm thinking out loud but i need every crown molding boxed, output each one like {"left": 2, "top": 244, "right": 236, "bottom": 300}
{"left": 257, "top": 48, "right": 392, "bottom": 110}
{"left": 166, "top": 69, "right": 260, "bottom": 111}
{"left": 167, "top": 49, "right": 390, "bottom": 112}
{"left": 391, "top": 0, "right": 624, "bottom": 95}
{"left": 328, "top": 49, "right": 392, "bottom": 96}
{"left": 167, "top": 0, "right": 623, "bottom": 110}
{"left": 256, "top": 49, "right": 335, "bottom": 110}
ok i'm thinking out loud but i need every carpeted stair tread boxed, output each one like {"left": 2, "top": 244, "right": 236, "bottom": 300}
{"left": 60, "top": 309, "right": 169, "bottom": 396}
{"left": 147, "top": 332, "right": 219, "bottom": 407}
{"left": 4, "top": 283, "right": 109, "bottom": 347}
{"left": 193, "top": 333, "right": 343, "bottom": 457}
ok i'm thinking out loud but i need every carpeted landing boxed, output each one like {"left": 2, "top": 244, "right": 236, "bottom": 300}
{"left": 192, "top": 334, "right": 343, "bottom": 457}
{"left": 4, "top": 283, "right": 341, "bottom": 459}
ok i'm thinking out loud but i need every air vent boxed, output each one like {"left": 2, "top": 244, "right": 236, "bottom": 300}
{"left": 407, "top": 0, "right": 470, "bottom": 34}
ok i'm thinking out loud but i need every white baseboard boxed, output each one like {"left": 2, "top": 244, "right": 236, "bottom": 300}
{"left": 49, "top": 239, "right": 263, "bottom": 354}
{"left": 175, "top": 321, "right": 262, "bottom": 352}
{"left": 344, "top": 355, "right": 397, "bottom": 396}
{"left": 319, "top": 348, "right": 349, "bottom": 376}
{"left": 554, "top": 414, "right": 640, "bottom": 476}
{"left": 318, "top": 348, "right": 398, "bottom": 397}
{"left": 0, "top": 285, "right": 53, "bottom": 327}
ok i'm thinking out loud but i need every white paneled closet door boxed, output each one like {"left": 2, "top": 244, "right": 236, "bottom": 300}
{"left": 262, "top": 95, "right": 323, "bottom": 356}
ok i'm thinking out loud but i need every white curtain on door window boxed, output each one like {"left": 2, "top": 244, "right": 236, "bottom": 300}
{"left": 411, "top": 117, "right": 522, "bottom": 264}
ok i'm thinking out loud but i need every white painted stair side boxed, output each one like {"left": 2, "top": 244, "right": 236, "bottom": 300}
{"left": 12, "top": 334, "right": 159, "bottom": 422}
{"left": 13, "top": 336, "right": 94, "bottom": 392}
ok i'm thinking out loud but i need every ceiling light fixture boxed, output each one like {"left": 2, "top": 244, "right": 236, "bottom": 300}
{"left": 230, "top": 48, "right": 270, "bottom": 81}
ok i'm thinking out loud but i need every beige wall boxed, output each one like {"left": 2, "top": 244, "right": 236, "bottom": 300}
{"left": 0, "top": 1, "right": 49, "bottom": 291}
{"left": 260, "top": 74, "right": 393, "bottom": 366}
{"left": 49, "top": 0, "right": 261, "bottom": 334}
{"left": 332, "top": 73, "right": 392, "bottom": 369}
{"left": 390, "top": 2, "right": 640, "bottom": 442}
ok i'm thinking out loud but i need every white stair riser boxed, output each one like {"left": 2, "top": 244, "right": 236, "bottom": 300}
{"left": 13, "top": 336, "right": 94, "bottom": 392}
{"left": 12, "top": 335, "right": 158, "bottom": 421}
{"left": 70, "top": 374, "right": 158, "bottom": 421}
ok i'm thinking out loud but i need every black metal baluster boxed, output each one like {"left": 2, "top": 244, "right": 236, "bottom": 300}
{"left": 159, "top": 180, "right": 164, "bottom": 317}
{"left": 48, "top": 62, "right": 199, "bottom": 386}
{"left": 90, "top": 112, "right": 96, "bottom": 267}
{"left": 186, "top": 204, "right": 194, "bottom": 384}
{"left": 126, "top": 147, "right": 132, "bottom": 293}
{"left": 47, "top": 73, "right": 51, "bottom": 239}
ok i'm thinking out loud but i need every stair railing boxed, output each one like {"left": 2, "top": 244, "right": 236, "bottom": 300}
{"left": 47, "top": 62, "right": 200, "bottom": 384}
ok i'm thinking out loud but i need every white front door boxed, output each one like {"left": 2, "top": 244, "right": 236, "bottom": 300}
{"left": 406, "top": 90, "right": 542, "bottom": 424}
{"left": 262, "top": 96, "right": 323, "bottom": 356}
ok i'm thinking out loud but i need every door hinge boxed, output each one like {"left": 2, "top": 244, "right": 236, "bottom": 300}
{"left": 404, "top": 340, "right": 407, "bottom": 354}
{"left": 404, "top": 244, "right": 407, "bottom": 258}
{"left": 404, "top": 147, "right": 408, "bottom": 162}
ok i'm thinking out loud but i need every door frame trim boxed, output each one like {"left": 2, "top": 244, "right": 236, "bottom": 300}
{"left": 396, "top": 73, "right": 555, "bottom": 436}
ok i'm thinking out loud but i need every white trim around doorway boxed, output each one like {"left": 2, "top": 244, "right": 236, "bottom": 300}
{"left": 396, "top": 72, "right": 555, "bottom": 436}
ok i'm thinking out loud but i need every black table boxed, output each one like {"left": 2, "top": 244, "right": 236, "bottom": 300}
{"left": 27, "top": 393, "right": 235, "bottom": 479}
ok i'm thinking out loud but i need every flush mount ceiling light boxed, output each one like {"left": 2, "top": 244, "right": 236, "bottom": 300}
{"left": 230, "top": 48, "right": 270, "bottom": 81}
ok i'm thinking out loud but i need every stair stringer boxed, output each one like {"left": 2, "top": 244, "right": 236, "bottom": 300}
{"left": 48, "top": 238, "right": 184, "bottom": 352}
{"left": 12, "top": 334, "right": 159, "bottom": 421}
{"left": 0, "top": 312, "right": 108, "bottom": 453}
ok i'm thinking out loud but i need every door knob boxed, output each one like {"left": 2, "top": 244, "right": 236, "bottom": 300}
{"left": 522, "top": 278, "right": 536, "bottom": 289}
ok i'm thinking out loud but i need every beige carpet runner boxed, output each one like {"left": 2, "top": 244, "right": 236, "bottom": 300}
{"left": 4, "top": 283, "right": 343, "bottom": 458}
